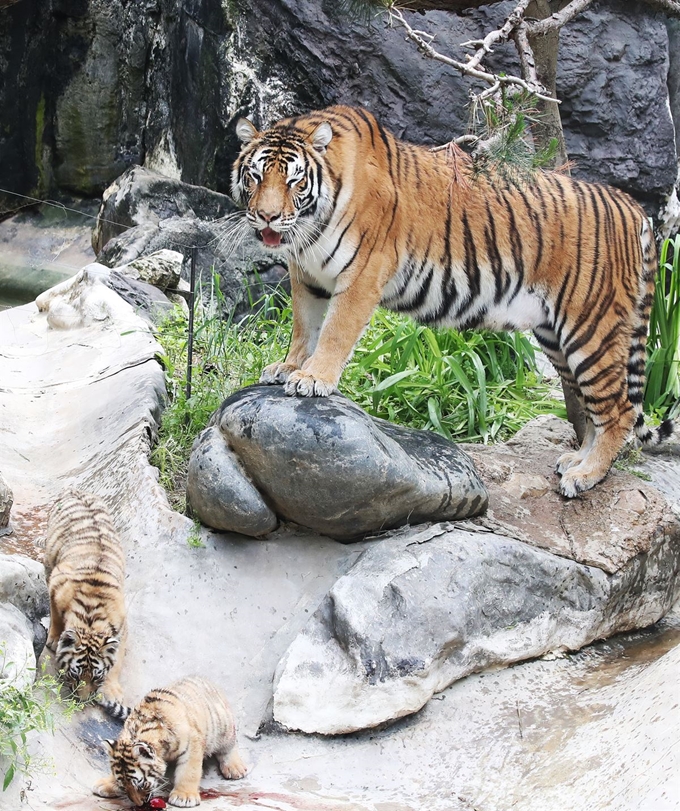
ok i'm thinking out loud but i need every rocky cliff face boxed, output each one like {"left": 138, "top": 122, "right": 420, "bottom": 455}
{"left": 0, "top": 0, "right": 678, "bottom": 224}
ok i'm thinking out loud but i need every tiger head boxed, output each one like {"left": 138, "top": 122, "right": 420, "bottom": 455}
{"left": 105, "top": 737, "right": 166, "bottom": 806}
{"left": 56, "top": 627, "right": 120, "bottom": 701}
{"left": 231, "top": 117, "right": 334, "bottom": 250}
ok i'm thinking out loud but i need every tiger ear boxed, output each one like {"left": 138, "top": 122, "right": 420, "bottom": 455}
{"left": 311, "top": 122, "right": 333, "bottom": 154}
{"left": 59, "top": 629, "right": 78, "bottom": 648}
{"left": 133, "top": 742, "right": 155, "bottom": 760}
{"left": 102, "top": 636, "right": 119, "bottom": 653}
{"left": 236, "top": 118, "right": 259, "bottom": 145}
{"left": 103, "top": 739, "right": 116, "bottom": 754}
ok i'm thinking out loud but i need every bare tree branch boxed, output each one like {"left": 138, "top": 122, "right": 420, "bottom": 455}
{"left": 387, "top": 0, "right": 680, "bottom": 16}
{"left": 512, "top": 21, "right": 540, "bottom": 88}
{"left": 389, "top": 5, "right": 556, "bottom": 102}
{"left": 525, "top": 0, "right": 593, "bottom": 36}
{"left": 459, "top": 0, "right": 532, "bottom": 73}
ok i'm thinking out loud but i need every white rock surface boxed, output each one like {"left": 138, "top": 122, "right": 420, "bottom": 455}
{"left": 0, "top": 602, "right": 36, "bottom": 692}
{"left": 0, "top": 553, "right": 48, "bottom": 621}
{"left": 0, "top": 270, "right": 678, "bottom": 811}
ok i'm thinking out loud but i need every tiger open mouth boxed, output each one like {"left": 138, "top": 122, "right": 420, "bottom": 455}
{"left": 259, "top": 227, "right": 283, "bottom": 248}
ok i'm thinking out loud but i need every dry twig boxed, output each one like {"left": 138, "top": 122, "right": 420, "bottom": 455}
{"left": 389, "top": 5, "right": 556, "bottom": 102}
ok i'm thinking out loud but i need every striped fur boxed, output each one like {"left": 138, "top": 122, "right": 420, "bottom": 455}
{"left": 230, "top": 105, "right": 674, "bottom": 497}
{"left": 93, "top": 676, "right": 247, "bottom": 808}
{"left": 45, "top": 489, "right": 129, "bottom": 717}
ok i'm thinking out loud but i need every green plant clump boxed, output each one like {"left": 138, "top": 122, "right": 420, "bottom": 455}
{"left": 645, "top": 234, "right": 680, "bottom": 420}
{"left": 151, "top": 286, "right": 565, "bottom": 509}
{"left": 0, "top": 648, "right": 78, "bottom": 790}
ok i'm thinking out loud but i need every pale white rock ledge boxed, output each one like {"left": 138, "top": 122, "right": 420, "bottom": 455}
{"left": 0, "top": 266, "right": 678, "bottom": 811}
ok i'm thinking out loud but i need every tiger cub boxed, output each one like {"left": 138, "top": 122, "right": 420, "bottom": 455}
{"left": 93, "top": 676, "right": 248, "bottom": 808}
{"left": 231, "top": 105, "right": 674, "bottom": 498}
{"left": 44, "top": 488, "right": 129, "bottom": 719}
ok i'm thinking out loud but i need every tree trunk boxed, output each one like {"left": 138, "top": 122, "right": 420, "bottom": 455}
{"left": 525, "top": 0, "right": 588, "bottom": 442}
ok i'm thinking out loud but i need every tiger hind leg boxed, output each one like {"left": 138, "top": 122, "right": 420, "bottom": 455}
{"left": 558, "top": 334, "right": 636, "bottom": 497}
{"left": 217, "top": 745, "right": 248, "bottom": 780}
{"left": 534, "top": 322, "right": 636, "bottom": 496}
{"left": 533, "top": 324, "right": 595, "bottom": 476}
{"left": 555, "top": 420, "right": 596, "bottom": 476}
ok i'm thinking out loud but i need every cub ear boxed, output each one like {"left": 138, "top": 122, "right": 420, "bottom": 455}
{"left": 133, "top": 741, "right": 155, "bottom": 760}
{"left": 311, "top": 122, "right": 333, "bottom": 154}
{"left": 103, "top": 738, "right": 116, "bottom": 754}
{"left": 102, "top": 636, "right": 119, "bottom": 653}
{"left": 236, "top": 118, "right": 259, "bottom": 145}
{"left": 59, "top": 629, "right": 78, "bottom": 648}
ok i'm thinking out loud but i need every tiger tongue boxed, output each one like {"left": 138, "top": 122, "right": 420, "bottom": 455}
{"left": 261, "top": 227, "right": 282, "bottom": 247}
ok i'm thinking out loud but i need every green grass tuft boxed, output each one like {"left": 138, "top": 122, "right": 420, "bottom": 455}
{"left": 0, "top": 647, "right": 79, "bottom": 790}
{"left": 151, "top": 286, "right": 566, "bottom": 509}
{"left": 645, "top": 234, "right": 680, "bottom": 421}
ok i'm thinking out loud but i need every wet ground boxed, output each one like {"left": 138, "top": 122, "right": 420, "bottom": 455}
{"left": 0, "top": 201, "right": 96, "bottom": 310}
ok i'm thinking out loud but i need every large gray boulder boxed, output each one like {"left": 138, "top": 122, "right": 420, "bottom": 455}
{"left": 187, "top": 386, "right": 489, "bottom": 540}
{"left": 94, "top": 167, "right": 288, "bottom": 316}
{"left": 0, "top": 553, "right": 48, "bottom": 624}
{"left": 272, "top": 416, "right": 680, "bottom": 735}
{"left": 0, "top": 603, "right": 37, "bottom": 692}
{"left": 0, "top": 553, "right": 49, "bottom": 663}
{"left": 92, "top": 166, "right": 237, "bottom": 255}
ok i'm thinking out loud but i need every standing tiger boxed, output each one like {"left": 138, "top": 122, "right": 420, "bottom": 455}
{"left": 44, "top": 488, "right": 129, "bottom": 719}
{"left": 93, "top": 675, "right": 247, "bottom": 807}
{"left": 230, "top": 104, "right": 674, "bottom": 497}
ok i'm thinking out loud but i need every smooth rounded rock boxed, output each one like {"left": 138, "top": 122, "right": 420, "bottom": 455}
{"left": 187, "top": 425, "right": 278, "bottom": 537}
{"left": 189, "top": 386, "right": 488, "bottom": 540}
{"left": 0, "top": 553, "right": 48, "bottom": 622}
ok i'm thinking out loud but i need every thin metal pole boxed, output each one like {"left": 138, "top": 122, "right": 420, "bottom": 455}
{"left": 185, "top": 246, "right": 197, "bottom": 402}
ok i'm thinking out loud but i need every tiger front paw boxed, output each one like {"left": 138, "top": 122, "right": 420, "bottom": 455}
{"left": 169, "top": 788, "right": 201, "bottom": 807}
{"left": 260, "top": 361, "right": 299, "bottom": 385}
{"left": 558, "top": 466, "right": 602, "bottom": 498}
{"left": 555, "top": 451, "right": 583, "bottom": 476}
{"left": 283, "top": 369, "right": 336, "bottom": 397}
{"left": 92, "top": 776, "right": 123, "bottom": 798}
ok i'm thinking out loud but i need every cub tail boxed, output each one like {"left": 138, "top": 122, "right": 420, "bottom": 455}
{"left": 96, "top": 694, "right": 132, "bottom": 721}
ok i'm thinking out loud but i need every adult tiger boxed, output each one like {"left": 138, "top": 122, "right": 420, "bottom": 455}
{"left": 230, "top": 105, "right": 673, "bottom": 497}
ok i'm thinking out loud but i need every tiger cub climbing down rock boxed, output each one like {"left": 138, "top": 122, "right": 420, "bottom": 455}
{"left": 230, "top": 105, "right": 674, "bottom": 498}
{"left": 93, "top": 676, "right": 248, "bottom": 808}
{"left": 44, "top": 489, "right": 129, "bottom": 720}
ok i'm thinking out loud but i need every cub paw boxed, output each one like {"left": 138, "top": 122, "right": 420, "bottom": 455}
{"left": 169, "top": 789, "right": 201, "bottom": 807}
{"left": 46, "top": 636, "right": 58, "bottom": 652}
{"left": 283, "top": 370, "right": 336, "bottom": 397}
{"left": 260, "top": 362, "right": 298, "bottom": 384}
{"left": 219, "top": 749, "right": 248, "bottom": 780}
{"left": 92, "top": 777, "right": 123, "bottom": 798}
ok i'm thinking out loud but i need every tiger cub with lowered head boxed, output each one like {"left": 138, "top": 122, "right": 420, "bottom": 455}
{"left": 231, "top": 105, "right": 674, "bottom": 498}
{"left": 45, "top": 489, "right": 129, "bottom": 719}
{"left": 93, "top": 676, "right": 248, "bottom": 808}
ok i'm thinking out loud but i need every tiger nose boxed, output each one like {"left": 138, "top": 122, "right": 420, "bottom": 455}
{"left": 256, "top": 208, "right": 278, "bottom": 223}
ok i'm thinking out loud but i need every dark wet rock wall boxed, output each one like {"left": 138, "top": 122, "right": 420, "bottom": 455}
{"left": 0, "top": 0, "right": 678, "bottom": 220}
